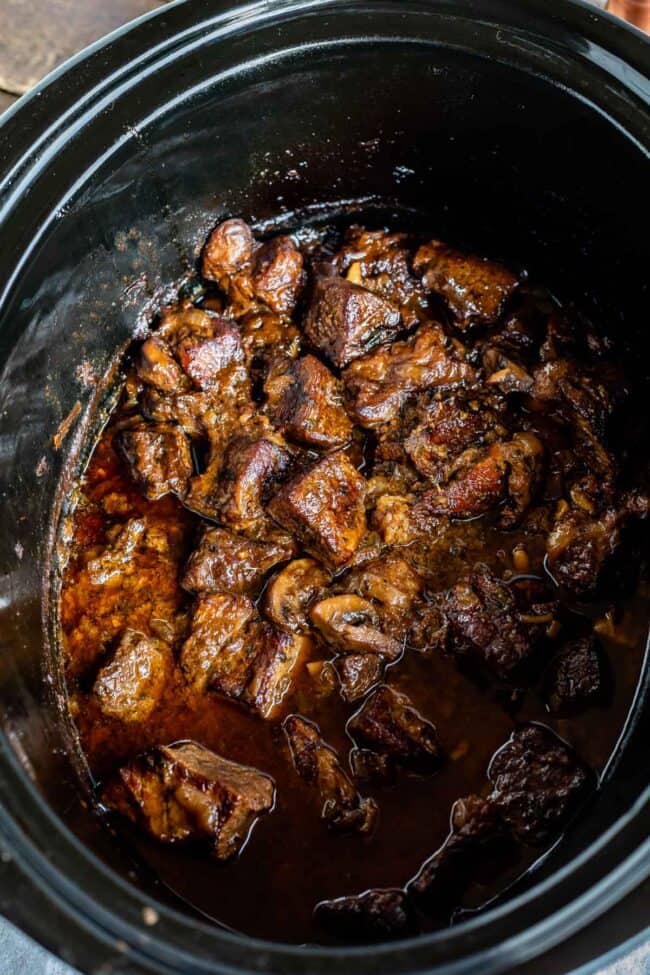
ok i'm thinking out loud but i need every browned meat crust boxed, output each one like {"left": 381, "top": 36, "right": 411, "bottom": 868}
{"left": 283, "top": 714, "right": 377, "bottom": 833}
{"left": 103, "top": 741, "right": 274, "bottom": 859}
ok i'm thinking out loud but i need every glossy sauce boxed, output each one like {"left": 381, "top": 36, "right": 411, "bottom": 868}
{"left": 59, "top": 425, "right": 648, "bottom": 943}
{"left": 58, "top": 214, "right": 649, "bottom": 944}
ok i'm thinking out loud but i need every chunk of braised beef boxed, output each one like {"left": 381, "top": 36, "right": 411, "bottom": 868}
{"left": 155, "top": 305, "right": 247, "bottom": 391}
{"left": 335, "top": 653, "right": 384, "bottom": 703}
{"left": 414, "top": 432, "right": 544, "bottom": 527}
{"left": 415, "top": 447, "right": 506, "bottom": 522}
{"left": 331, "top": 226, "right": 427, "bottom": 326}
{"left": 314, "top": 889, "right": 416, "bottom": 941}
{"left": 201, "top": 218, "right": 255, "bottom": 280}
{"left": 546, "top": 505, "right": 622, "bottom": 596}
{"left": 182, "top": 526, "right": 295, "bottom": 597}
{"left": 179, "top": 591, "right": 256, "bottom": 694}
{"left": 347, "top": 685, "right": 441, "bottom": 773}
{"left": 175, "top": 318, "right": 245, "bottom": 391}
{"left": 343, "top": 323, "right": 476, "bottom": 429}
{"left": 103, "top": 741, "right": 274, "bottom": 860}
{"left": 413, "top": 240, "right": 518, "bottom": 329}
{"left": 214, "top": 435, "right": 294, "bottom": 536}
{"left": 442, "top": 564, "right": 535, "bottom": 680}
{"left": 487, "top": 724, "right": 593, "bottom": 844}
{"left": 264, "top": 353, "right": 353, "bottom": 449}
{"left": 249, "top": 235, "right": 304, "bottom": 316}
{"left": 407, "top": 795, "right": 508, "bottom": 913}
{"left": 263, "top": 558, "right": 331, "bottom": 633}
{"left": 304, "top": 275, "right": 402, "bottom": 369}
{"left": 116, "top": 422, "right": 193, "bottom": 501}
{"left": 544, "top": 637, "right": 603, "bottom": 714}
{"left": 242, "top": 626, "right": 311, "bottom": 718}
{"left": 202, "top": 222, "right": 303, "bottom": 317}
{"left": 310, "top": 595, "right": 402, "bottom": 660}
{"left": 267, "top": 451, "right": 367, "bottom": 570}
{"left": 93, "top": 630, "right": 172, "bottom": 723}
{"left": 405, "top": 393, "right": 507, "bottom": 479}
{"left": 283, "top": 715, "right": 377, "bottom": 833}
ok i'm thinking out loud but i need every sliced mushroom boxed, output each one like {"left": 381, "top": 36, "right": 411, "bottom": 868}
{"left": 309, "top": 594, "right": 402, "bottom": 659}
{"left": 263, "top": 558, "right": 331, "bottom": 633}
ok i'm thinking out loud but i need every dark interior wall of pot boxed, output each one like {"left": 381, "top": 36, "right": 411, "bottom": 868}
{"left": 0, "top": 4, "right": 647, "bottom": 921}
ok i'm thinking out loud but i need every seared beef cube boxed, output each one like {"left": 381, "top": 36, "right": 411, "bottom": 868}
{"left": 544, "top": 637, "right": 603, "bottom": 714}
{"left": 180, "top": 592, "right": 256, "bottom": 693}
{"left": 93, "top": 630, "right": 171, "bottom": 723}
{"left": 408, "top": 795, "right": 508, "bottom": 912}
{"left": 487, "top": 724, "right": 592, "bottom": 844}
{"left": 155, "top": 305, "right": 248, "bottom": 391}
{"left": 267, "top": 452, "right": 367, "bottom": 569}
{"left": 117, "top": 423, "right": 193, "bottom": 501}
{"left": 250, "top": 235, "right": 304, "bottom": 316}
{"left": 415, "top": 432, "right": 543, "bottom": 526}
{"left": 405, "top": 394, "right": 506, "bottom": 479}
{"left": 182, "top": 527, "right": 295, "bottom": 596}
{"left": 332, "top": 226, "right": 426, "bottom": 326}
{"left": 175, "top": 317, "right": 245, "bottom": 391}
{"left": 314, "top": 889, "right": 415, "bottom": 941}
{"left": 348, "top": 685, "right": 441, "bottom": 773}
{"left": 336, "top": 653, "right": 384, "bottom": 702}
{"left": 413, "top": 240, "right": 518, "bottom": 329}
{"left": 242, "top": 626, "right": 311, "bottom": 718}
{"left": 265, "top": 354, "right": 353, "bottom": 449}
{"left": 263, "top": 558, "right": 331, "bottom": 633}
{"left": 546, "top": 506, "right": 621, "bottom": 596}
{"left": 442, "top": 564, "right": 533, "bottom": 680}
{"left": 304, "top": 275, "right": 401, "bottom": 368}
{"left": 415, "top": 447, "right": 506, "bottom": 522}
{"left": 137, "top": 336, "right": 187, "bottom": 392}
{"left": 310, "top": 595, "right": 402, "bottom": 660}
{"left": 201, "top": 218, "right": 255, "bottom": 280}
{"left": 215, "top": 435, "right": 294, "bottom": 536}
{"left": 103, "top": 741, "right": 274, "bottom": 860}
{"left": 284, "top": 715, "right": 377, "bottom": 832}
{"left": 344, "top": 323, "right": 476, "bottom": 429}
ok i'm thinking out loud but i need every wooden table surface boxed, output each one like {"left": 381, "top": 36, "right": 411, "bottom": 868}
{"left": 0, "top": 0, "right": 169, "bottom": 110}
{"left": 0, "top": 0, "right": 647, "bottom": 115}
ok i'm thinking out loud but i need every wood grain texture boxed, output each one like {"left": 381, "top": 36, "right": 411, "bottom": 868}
{"left": 0, "top": 0, "right": 168, "bottom": 96}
